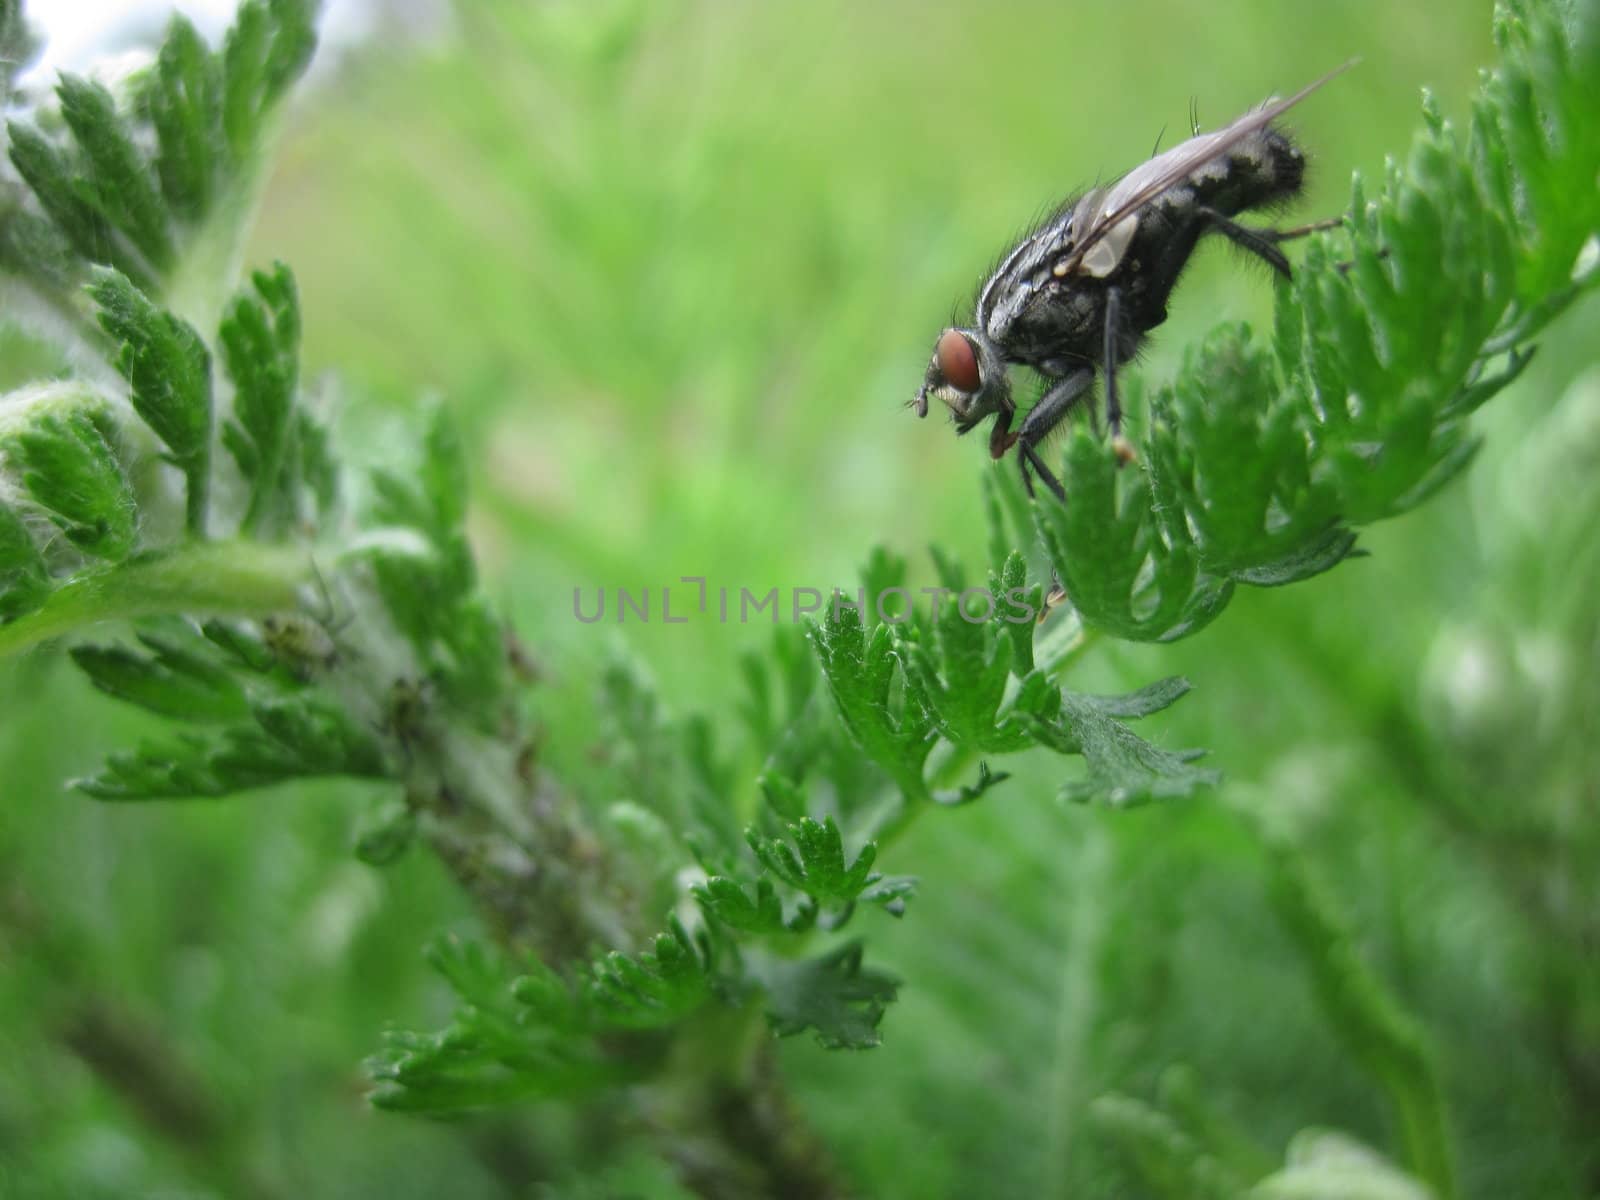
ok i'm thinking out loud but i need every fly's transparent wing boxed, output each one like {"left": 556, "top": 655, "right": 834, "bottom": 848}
{"left": 1052, "top": 61, "right": 1356, "bottom": 278}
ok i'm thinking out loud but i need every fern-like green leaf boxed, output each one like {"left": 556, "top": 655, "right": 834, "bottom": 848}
{"left": 585, "top": 918, "right": 713, "bottom": 1030}
{"left": 90, "top": 269, "right": 214, "bottom": 534}
{"left": 750, "top": 940, "right": 900, "bottom": 1050}
{"left": 70, "top": 626, "right": 251, "bottom": 723}
{"left": 76, "top": 690, "right": 389, "bottom": 800}
{"left": 368, "top": 937, "right": 635, "bottom": 1115}
{"left": 897, "top": 551, "right": 1038, "bottom": 753}
{"left": 810, "top": 602, "right": 935, "bottom": 803}
{"left": 746, "top": 817, "right": 876, "bottom": 903}
{"left": 57, "top": 74, "right": 176, "bottom": 276}
{"left": 0, "top": 498, "right": 49, "bottom": 620}
{"left": 693, "top": 875, "right": 803, "bottom": 935}
{"left": 142, "top": 15, "right": 223, "bottom": 221}
{"left": 1038, "top": 425, "right": 1234, "bottom": 643}
{"left": 220, "top": 261, "right": 300, "bottom": 534}
{"left": 3, "top": 398, "right": 136, "bottom": 560}
{"left": 1033, "top": 686, "right": 1219, "bottom": 808}
{"left": 220, "top": 0, "right": 319, "bottom": 164}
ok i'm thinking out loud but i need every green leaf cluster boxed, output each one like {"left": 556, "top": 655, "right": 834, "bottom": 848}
{"left": 1, "top": 393, "right": 137, "bottom": 561}
{"left": 0, "top": 0, "right": 328, "bottom": 644}
{"left": 69, "top": 618, "right": 389, "bottom": 800}
{"left": 367, "top": 936, "right": 643, "bottom": 1113}
{"left": 0, "top": 262, "right": 336, "bottom": 646}
{"left": 811, "top": 549, "right": 1215, "bottom": 814}
{"left": 2, "top": 0, "right": 316, "bottom": 294}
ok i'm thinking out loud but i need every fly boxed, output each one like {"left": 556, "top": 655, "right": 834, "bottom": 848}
{"left": 912, "top": 64, "right": 1353, "bottom": 500}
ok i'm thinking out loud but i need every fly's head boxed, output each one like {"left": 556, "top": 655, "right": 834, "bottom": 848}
{"left": 912, "top": 327, "right": 1012, "bottom": 429}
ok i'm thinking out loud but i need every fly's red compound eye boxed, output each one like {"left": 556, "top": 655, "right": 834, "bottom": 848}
{"left": 936, "top": 330, "right": 980, "bottom": 393}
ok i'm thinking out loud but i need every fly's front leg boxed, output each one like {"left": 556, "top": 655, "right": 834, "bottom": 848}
{"left": 1021, "top": 443, "right": 1063, "bottom": 501}
{"left": 988, "top": 408, "right": 1018, "bottom": 459}
{"left": 1015, "top": 366, "right": 1095, "bottom": 501}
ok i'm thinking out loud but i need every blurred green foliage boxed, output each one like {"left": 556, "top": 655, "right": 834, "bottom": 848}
{"left": 3, "top": 0, "right": 1599, "bottom": 1197}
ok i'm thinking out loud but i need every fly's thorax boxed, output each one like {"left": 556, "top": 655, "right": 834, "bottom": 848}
{"left": 1004, "top": 274, "right": 1106, "bottom": 363}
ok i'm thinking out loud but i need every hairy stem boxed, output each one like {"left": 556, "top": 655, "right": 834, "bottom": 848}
{"left": 0, "top": 539, "right": 313, "bottom": 658}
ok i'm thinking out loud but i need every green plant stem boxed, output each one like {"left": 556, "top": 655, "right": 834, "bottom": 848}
{"left": 1392, "top": 1076, "right": 1458, "bottom": 1200}
{"left": 162, "top": 164, "right": 265, "bottom": 336}
{"left": 0, "top": 539, "right": 313, "bottom": 658}
{"left": 647, "top": 1006, "right": 853, "bottom": 1200}
{"left": 1259, "top": 826, "right": 1458, "bottom": 1200}
{"left": 239, "top": 425, "right": 290, "bottom": 537}
{"left": 183, "top": 462, "right": 210, "bottom": 539}
{"left": 1045, "top": 823, "right": 1113, "bottom": 1198}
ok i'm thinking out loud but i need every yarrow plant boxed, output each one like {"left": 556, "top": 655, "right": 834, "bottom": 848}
{"left": 0, "top": 0, "right": 1596, "bottom": 1196}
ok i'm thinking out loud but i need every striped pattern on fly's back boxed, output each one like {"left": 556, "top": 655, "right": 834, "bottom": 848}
{"left": 978, "top": 113, "right": 1307, "bottom": 339}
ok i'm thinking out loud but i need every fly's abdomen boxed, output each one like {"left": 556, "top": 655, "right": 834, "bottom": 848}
{"left": 1185, "top": 126, "right": 1306, "bottom": 217}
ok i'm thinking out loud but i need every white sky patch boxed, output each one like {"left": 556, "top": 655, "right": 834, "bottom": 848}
{"left": 19, "top": 0, "right": 389, "bottom": 87}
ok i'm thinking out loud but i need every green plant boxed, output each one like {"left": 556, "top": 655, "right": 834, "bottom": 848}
{"left": 1, "top": 0, "right": 1596, "bottom": 1196}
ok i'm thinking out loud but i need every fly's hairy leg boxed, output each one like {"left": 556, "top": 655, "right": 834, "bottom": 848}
{"left": 1016, "top": 366, "right": 1095, "bottom": 501}
{"left": 1103, "top": 285, "right": 1125, "bottom": 437}
{"left": 1197, "top": 206, "right": 1294, "bottom": 276}
{"left": 1197, "top": 208, "right": 1346, "bottom": 277}
{"left": 1101, "top": 286, "right": 1140, "bottom": 465}
{"left": 1022, "top": 443, "right": 1064, "bottom": 501}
